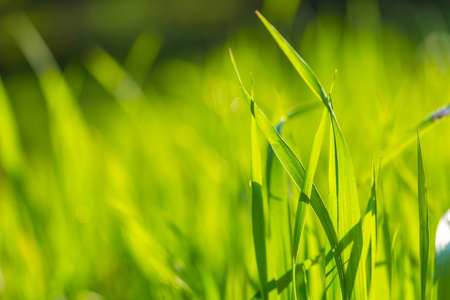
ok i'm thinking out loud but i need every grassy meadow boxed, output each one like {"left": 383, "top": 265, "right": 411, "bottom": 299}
{"left": 0, "top": 1, "right": 450, "bottom": 299}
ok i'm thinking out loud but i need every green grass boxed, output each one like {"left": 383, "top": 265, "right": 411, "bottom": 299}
{"left": 1, "top": 6, "right": 450, "bottom": 300}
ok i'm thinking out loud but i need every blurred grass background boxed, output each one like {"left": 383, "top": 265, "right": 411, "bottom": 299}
{"left": 1, "top": 0, "right": 450, "bottom": 298}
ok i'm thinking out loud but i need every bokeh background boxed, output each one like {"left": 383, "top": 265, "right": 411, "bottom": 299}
{"left": 1, "top": 0, "right": 450, "bottom": 299}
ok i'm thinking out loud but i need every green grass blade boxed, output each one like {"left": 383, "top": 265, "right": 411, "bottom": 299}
{"left": 435, "top": 209, "right": 450, "bottom": 300}
{"left": 255, "top": 12, "right": 367, "bottom": 299}
{"left": 255, "top": 11, "right": 329, "bottom": 109}
{"left": 362, "top": 155, "right": 380, "bottom": 297}
{"left": 251, "top": 87, "right": 269, "bottom": 300}
{"left": 265, "top": 102, "right": 320, "bottom": 299}
{"left": 330, "top": 108, "right": 367, "bottom": 300}
{"left": 292, "top": 108, "right": 328, "bottom": 299}
{"left": 266, "top": 122, "right": 292, "bottom": 300}
{"left": 229, "top": 49, "right": 347, "bottom": 300}
{"left": 326, "top": 122, "right": 340, "bottom": 299}
{"left": 417, "top": 131, "right": 429, "bottom": 300}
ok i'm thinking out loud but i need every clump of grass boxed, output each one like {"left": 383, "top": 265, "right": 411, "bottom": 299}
{"left": 230, "top": 11, "right": 450, "bottom": 300}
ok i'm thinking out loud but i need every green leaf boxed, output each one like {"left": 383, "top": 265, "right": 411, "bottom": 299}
{"left": 326, "top": 122, "right": 340, "bottom": 299}
{"left": 266, "top": 122, "right": 292, "bottom": 300}
{"left": 255, "top": 12, "right": 367, "bottom": 300}
{"left": 362, "top": 155, "right": 380, "bottom": 297}
{"left": 292, "top": 108, "right": 328, "bottom": 299}
{"left": 251, "top": 83, "right": 268, "bottom": 300}
{"left": 255, "top": 11, "right": 330, "bottom": 109}
{"left": 229, "top": 48, "right": 347, "bottom": 300}
{"left": 417, "top": 131, "right": 429, "bottom": 300}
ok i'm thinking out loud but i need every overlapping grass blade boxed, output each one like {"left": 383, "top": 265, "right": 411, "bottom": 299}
{"left": 417, "top": 131, "right": 429, "bottom": 300}
{"left": 266, "top": 122, "right": 292, "bottom": 300}
{"left": 265, "top": 101, "right": 321, "bottom": 299}
{"left": 292, "top": 108, "right": 328, "bottom": 299}
{"left": 255, "top": 12, "right": 366, "bottom": 299}
{"left": 229, "top": 49, "right": 347, "bottom": 300}
{"left": 251, "top": 94, "right": 269, "bottom": 299}
{"left": 326, "top": 122, "right": 340, "bottom": 299}
{"left": 255, "top": 11, "right": 330, "bottom": 109}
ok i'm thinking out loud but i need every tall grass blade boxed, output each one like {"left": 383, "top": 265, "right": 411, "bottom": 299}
{"left": 255, "top": 11, "right": 330, "bottom": 109}
{"left": 292, "top": 108, "right": 328, "bottom": 299}
{"left": 265, "top": 101, "right": 320, "bottom": 299}
{"left": 266, "top": 122, "right": 292, "bottom": 300}
{"left": 434, "top": 209, "right": 450, "bottom": 300}
{"left": 251, "top": 84, "right": 268, "bottom": 300}
{"left": 255, "top": 12, "right": 366, "bottom": 299}
{"left": 362, "top": 156, "right": 380, "bottom": 297}
{"left": 326, "top": 122, "right": 340, "bottom": 299}
{"left": 417, "top": 131, "right": 429, "bottom": 300}
{"left": 229, "top": 49, "right": 347, "bottom": 300}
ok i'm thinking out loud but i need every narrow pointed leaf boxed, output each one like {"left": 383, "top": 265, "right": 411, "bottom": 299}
{"left": 417, "top": 131, "right": 429, "bottom": 300}
{"left": 255, "top": 11, "right": 329, "bottom": 109}
{"left": 251, "top": 90, "right": 268, "bottom": 300}
{"left": 266, "top": 122, "right": 291, "bottom": 300}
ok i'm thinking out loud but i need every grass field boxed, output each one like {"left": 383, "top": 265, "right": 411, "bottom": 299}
{"left": 0, "top": 3, "right": 450, "bottom": 299}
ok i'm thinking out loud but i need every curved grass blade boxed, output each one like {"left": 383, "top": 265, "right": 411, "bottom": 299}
{"left": 292, "top": 108, "right": 328, "bottom": 299}
{"left": 434, "top": 209, "right": 450, "bottom": 300}
{"left": 229, "top": 49, "right": 347, "bottom": 300}
{"left": 326, "top": 122, "right": 340, "bottom": 299}
{"left": 265, "top": 101, "right": 321, "bottom": 299}
{"left": 250, "top": 79, "right": 268, "bottom": 300}
{"left": 255, "top": 11, "right": 330, "bottom": 110}
{"left": 255, "top": 12, "right": 366, "bottom": 299}
{"left": 417, "top": 131, "right": 429, "bottom": 300}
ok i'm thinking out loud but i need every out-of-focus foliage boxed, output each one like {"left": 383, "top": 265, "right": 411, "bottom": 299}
{"left": 0, "top": 0, "right": 450, "bottom": 299}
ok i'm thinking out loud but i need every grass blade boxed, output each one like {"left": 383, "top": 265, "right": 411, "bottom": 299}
{"left": 326, "top": 121, "right": 340, "bottom": 299}
{"left": 229, "top": 49, "right": 347, "bottom": 300}
{"left": 250, "top": 81, "right": 268, "bottom": 300}
{"left": 266, "top": 122, "right": 292, "bottom": 300}
{"left": 254, "top": 12, "right": 366, "bottom": 299}
{"left": 362, "top": 155, "right": 380, "bottom": 297}
{"left": 417, "top": 131, "right": 429, "bottom": 300}
{"left": 292, "top": 108, "right": 328, "bottom": 299}
{"left": 255, "top": 11, "right": 330, "bottom": 109}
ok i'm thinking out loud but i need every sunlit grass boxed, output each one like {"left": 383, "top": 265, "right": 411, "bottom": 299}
{"left": 0, "top": 5, "right": 450, "bottom": 299}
